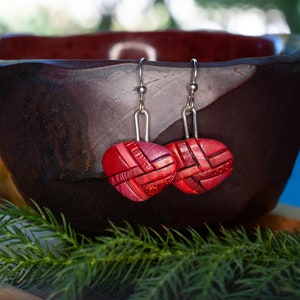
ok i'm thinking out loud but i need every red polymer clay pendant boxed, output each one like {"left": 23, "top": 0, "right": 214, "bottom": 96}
{"left": 165, "top": 138, "right": 234, "bottom": 195}
{"left": 102, "top": 141, "right": 177, "bottom": 202}
{"left": 164, "top": 58, "right": 234, "bottom": 195}
{"left": 102, "top": 58, "right": 177, "bottom": 202}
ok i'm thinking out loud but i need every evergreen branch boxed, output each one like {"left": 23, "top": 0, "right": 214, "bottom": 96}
{"left": 0, "top": 200, "right": 299, "bottom": 299}
{"left": 0, "top": 199, "right": 87, "bottom": 249}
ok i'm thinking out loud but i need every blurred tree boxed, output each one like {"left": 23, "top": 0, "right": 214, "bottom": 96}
{"left": 194, "top": 0, "right": 300, "bottom": 33}
{"left": 0, "top": 0, "right": 298, "bottom": 35}
{"left": 97, "top": 0, "right": 300, "bottom": 33}
{"left": 272, "top": 0, "right": 300, "bottom": 33}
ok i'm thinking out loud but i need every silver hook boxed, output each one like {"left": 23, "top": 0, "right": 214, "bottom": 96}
{"left": 138, "top": 57, "right": 146, "bottom": 85}
{"left": 190, "top": 58, "right": 198, "bottom": 85}
{"left": 186, "top": 58, "right": 198, "bottom": 107}
{"left": 134, "top": 57, "right": 149, "bottom": 142}
{"left": 183, "top": 58, "right": 199, "bottom": 139}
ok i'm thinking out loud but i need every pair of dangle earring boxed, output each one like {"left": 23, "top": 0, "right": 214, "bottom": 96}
{"left": 102, "top": 58, "right": 177, "bottom": 202}
{"left": 165, "top": 59, "right": 234, "bottom": 195}
{"left": 102, "top": 58, "right": 234, "bottom": 202}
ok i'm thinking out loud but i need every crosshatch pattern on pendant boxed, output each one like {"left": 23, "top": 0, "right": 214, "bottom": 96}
{"left": 102, "top": 141, "right": 177, "bottom": 201}
{"left": 165, "top": 138, "right": 234, "bottom": 194}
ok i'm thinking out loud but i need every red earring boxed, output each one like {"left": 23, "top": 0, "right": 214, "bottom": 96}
{"left": 102, "top": 58, "right": 177, "bottom": 202}
{"left": 165, "top": 59, "right": 234, "bottom": 195}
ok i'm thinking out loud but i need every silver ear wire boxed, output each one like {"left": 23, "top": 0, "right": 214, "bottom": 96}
{"left": 134, "top": 58, "right": 149, "bottom": 142}
{"left": 138, "top": 57, "right": 146, "bottom": 88}
{"left": 182, "top": 58, "right": 199, "bottom": 139}
{"left": 190, "top": 58, "right": 198, "bottom": 87}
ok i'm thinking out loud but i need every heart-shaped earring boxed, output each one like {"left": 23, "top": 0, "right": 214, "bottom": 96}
{"left": 165, "top": 59, "right": 234, "bottom": 195}
{"left": 102, "top": 58, "right": 177, "bottom": 202}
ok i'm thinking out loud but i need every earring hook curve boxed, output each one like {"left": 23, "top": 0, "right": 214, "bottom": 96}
{"left": 138, "top": 57, "right": 146, "bottom": 87}
{"left": 191, "top": 58, "right": 198, "bottom": 84}
{"left": 183, "top": 58, "right": 199, "bottom": 139}
{"left": 135, "top": 57, "right": 149, "bottom": 142}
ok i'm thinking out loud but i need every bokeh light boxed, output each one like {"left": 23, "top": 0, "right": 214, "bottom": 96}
{"left": 0, "top": 0, "right": 293, "bottom": 35}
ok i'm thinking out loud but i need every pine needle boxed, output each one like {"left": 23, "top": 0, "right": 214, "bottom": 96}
{"left": 0, "top": 199, "right": 299, "bottom": 299}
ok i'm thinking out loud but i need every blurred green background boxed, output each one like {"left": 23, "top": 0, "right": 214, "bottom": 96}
{"left": 0, "top": 0, "right": 299, "bottom": 36}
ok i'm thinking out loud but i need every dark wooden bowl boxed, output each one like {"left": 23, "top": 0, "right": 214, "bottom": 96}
{"left": 0, "top": 31, "right": 299, "bottom": 235}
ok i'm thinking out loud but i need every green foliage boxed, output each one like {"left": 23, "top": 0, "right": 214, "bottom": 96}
{"left": 0, "top": 200, "right": 300, "bottom": 299}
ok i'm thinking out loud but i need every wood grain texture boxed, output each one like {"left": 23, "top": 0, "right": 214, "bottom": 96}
{"left": 0, "top": 286, "right": 42, "bottom": 300}
{"left": 240, "top": 204, "right": 300, "bottom": 232}
{"left": 0, "top": 158, "right": 24, "bottom": 205}
{"left": 0, "top": 32, "right": 299, "bottom": 234}
{"left": 0, "top": 60, "right": 255, "bottom": 175}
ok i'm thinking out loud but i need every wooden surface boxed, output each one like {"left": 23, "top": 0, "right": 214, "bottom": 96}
{"left": 0, "top": 285, "right": 42, "bottom": 300}
{"left": 1, "top": 51, "right": 299, "bottom": 235}
{"left": 242, "top": 203, "right": 300, "bottom": 232}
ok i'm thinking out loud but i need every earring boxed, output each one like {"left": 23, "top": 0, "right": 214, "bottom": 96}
{"left": 102, "top": 58, "right": 177, "bottom": 202}
{"left": 165, "top": 59, "right": 234, "bottom": 195}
